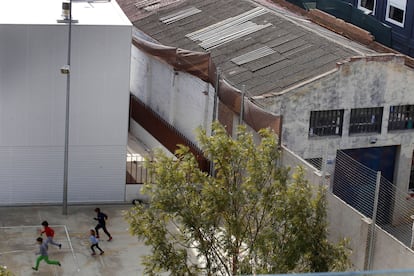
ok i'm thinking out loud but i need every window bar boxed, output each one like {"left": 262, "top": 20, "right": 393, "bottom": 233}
{"left": 372, "top": 109, "right": 376, "bottom": 132}
{"left": 338, "top": 110, "right": 342, "bottom": 135}
{"left": 352, "top": 109, "right": 356, "bottom": 133}
{"left": 326, "top": 110, "right": 330, "bottom": 135}
{"left": 389, "top": 106, "right": 394, "bottom": 130}
{"left": 397, "top": 106, "right": 401, "bottom": 129}
{"left": 378, "top": 108, "right": 382, "bottom": 132}
{"left": 335, "top": 111, "right": 338, "bottom": 135}
{"left": 309, "top": 111, "right": 314, "bottom": 136}
{"left": 350, "top": 109, "right": 355, "bottom": 133}
{"left": 364, "top": 108, "right": 368, "bottom": 133}
{"left": 317, "top": 111, "right": 322, "bottom": 136}
{"left": 327, "top": 110, "right": 331, "bottom": 135}
{"left": 398, "top": 105, "right": 403, "bottom": 129}
{"left": 394, "top": 105, "right": 398, "bottom": 130}
{"left": 357, "top": 109, "right": 360, "bottom": 132}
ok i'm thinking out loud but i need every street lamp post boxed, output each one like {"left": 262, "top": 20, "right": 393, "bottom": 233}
{"left": 62, "top": 0, "right": 73, "bottom": 215}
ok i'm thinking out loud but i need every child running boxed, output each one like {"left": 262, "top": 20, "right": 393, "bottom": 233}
{"left": 32, "top": 237, "right": 61, "bottom": 271}
{"left": 89, "top": 229, "right": 104, "bottom": 256}
{"left": 40, "top": 220, "right": 62, "bottom": 249}
{"left": 94, "top": 207, "right": 112, "bottom": 241}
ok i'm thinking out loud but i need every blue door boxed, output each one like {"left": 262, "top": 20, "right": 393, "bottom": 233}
{"left": 333, "top": 146, "right": 397, "bottom": 224}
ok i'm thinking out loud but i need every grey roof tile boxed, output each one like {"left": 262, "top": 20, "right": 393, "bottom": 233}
{"left": 123, "top": 0, "right": 375, "bottom": 96}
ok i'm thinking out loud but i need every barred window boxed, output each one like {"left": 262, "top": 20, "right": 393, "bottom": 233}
{"left": 386, "top": 0, "right": 406, "bottom": 27}
{"left": 309, "top": 109, "right": 343, "bottom": 137}
{"left": 388, "top": 105, "right": 414, "bottom": 131}
{"left": 349, "top": 107, "right": 383, "bottom": 134}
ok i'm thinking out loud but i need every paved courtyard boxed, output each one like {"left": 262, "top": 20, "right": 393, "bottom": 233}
{"left": 0, "top": 204, "right": 150, "bottom": 275}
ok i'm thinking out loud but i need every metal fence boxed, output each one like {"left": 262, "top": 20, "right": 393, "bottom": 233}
{"left": 332, "top": 150, "right": 414, "bottom": 249}
{"left": 126, "top": 153, "right": 151, "bottom": 184}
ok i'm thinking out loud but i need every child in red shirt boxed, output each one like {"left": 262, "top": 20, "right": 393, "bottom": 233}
{"left": 41, "top": 221, "right": 62, "bottom": 249}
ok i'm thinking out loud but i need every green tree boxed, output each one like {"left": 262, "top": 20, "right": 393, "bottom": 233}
{"left": 126, "top": 122, "right": 349, "bottom": 275}
{"left": 0, "top": 266, "right": 13, "bottom": 276}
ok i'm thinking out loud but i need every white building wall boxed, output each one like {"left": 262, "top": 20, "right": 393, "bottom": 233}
{"left": 0, "top": 24, "right": 67, "bottom": 204}
{"left": 130, "top": 45, "right": 214, "bottom": 146}
{"left": 0, "top": 22, "right": 131, "bottom": 204}
{"left": 68, "top": 25, "right": 131, "bottom": 203}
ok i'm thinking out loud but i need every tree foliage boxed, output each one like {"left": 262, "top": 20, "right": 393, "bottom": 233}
{"left": 0, "top": 266, "right": 13, "bottom": 276}
{"left": 126, "top": 122, "right": 350, "bottom": 275}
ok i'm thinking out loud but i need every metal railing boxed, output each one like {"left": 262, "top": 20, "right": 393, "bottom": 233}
{"left": 126, "top": 154, "right": 150, "bottom": 184}
{"left": 332, "top": 150, "right": 414, "bottom": 250}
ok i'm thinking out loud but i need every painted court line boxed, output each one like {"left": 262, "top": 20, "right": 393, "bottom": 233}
{"left": 0, "top": 250, "right": 24, "bottom": 255}
{"left": 62, "top": 224, "right": 81, "bottom": 273}
{"left": 0, "top": 224, "right": 81, "bottom": 273}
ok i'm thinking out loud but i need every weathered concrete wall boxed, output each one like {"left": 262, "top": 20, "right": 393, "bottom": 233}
{"left": 261, "top": 55, "right": 414, "bottom": 158}
{"left": 327, "top": 193, "right": 370, "bottom": 270}
{"left": 281, "top": 145, "right": 328, "bottom": 186}
{"left": 259, "top": 55, "right": 414, "bottom": 219}
{"left": 130, "top": 44, "right": 214, "bottom": 145}
{"left": 372, "top": 225, "right": 414, "bottom": 270}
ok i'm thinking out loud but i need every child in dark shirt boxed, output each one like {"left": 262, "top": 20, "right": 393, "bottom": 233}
{"left": 94, "top": 208, "right": 112, "bottom": 241}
